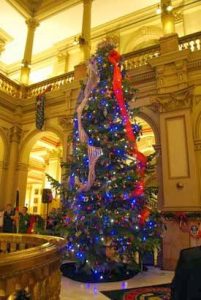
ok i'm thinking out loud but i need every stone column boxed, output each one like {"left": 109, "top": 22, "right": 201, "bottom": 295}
{"left": 54, "top": 50, "right": 69, "bottom": 75}
{"left": 80, "top": 0, "right": 93, "bottom": 61}
{"left": 0, "top": 161, "right": 7, "bottom": 210}
{"left": 16, "top": 162, "right": 29, "bottom": 207}
{"left": 20, "top": 18, "right": 39, "bottom": 85}
{"left": 160, "top": 0, "right": 175, "bottom": 35}
{"left": 4, "top": 126, "right": 22, "bottom": 206}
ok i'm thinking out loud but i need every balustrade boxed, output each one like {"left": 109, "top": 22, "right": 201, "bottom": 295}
{"left": 26, "top": 71, "right": 75, "bottom": 98}
{"left": 0, "top": 31, "right": 201, "bottom": 100}
{"left": 123, "top": 44, "right": 160, "bottom": 70}
{"left": 179, "top": 31, "right": 201, "bottom": 52}
{"left": 0, "top": 73, "right": 20, "bottom": 98}
{"left": 0, "top": 233, "right": 65, "bottom": 300}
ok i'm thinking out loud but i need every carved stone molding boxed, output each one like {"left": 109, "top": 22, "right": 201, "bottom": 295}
{"left": 16, "top": 162, "right": 29, "bottom": 172}
{"left": 9, "top": 126, "right": 22, "bottom": 143}
{"left": 173, "top": 9, "right": 183, "bottom": 24}
{"left": 0, "top": 161, "right": 8, "bottom": 169}
{"left": 194, "top": 140, "right": 201, "bottom": 151}
{"left": 58, "top": 115, "right": 73, "bottom": 130}
{"left": 150, "top": 87, "right": 194, "bottom": 112}
{"left": 26, "top": 18, "right": 39, "bottom": 30}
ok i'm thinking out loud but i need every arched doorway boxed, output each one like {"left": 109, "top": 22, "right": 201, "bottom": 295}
{"left": 134, "top": 116, "right": 158, "bottom": 209}
{"left": 135, "top": 116, "right": 156, "bottom": 156}
{"left": 25, "top": 131, "right": 63, "bottom": 217}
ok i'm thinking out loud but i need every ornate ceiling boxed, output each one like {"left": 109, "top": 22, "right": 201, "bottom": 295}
{"left": 0, "top": 0, "right": 159, "bottom": 65}
{"left": 6, "top": 0, "right": 82, "bottom": 20}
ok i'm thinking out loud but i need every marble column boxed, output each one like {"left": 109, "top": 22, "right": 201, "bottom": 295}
{"left": 160, "top": 0, "right": 175, "bottom": 35}
{"left": 80, "top": 0, "right": 93, "bottom": 61}
{"left": 16, "top": 162, "right": 29, "bottom": 207}
{"left": 20, "top": 18, "right": 39, "bottom": 85}
{"left": 4, "top": 126, "right": 22, "bottom": 206}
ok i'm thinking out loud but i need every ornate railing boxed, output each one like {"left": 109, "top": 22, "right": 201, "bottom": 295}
{"left": 179, "top": 31, "right": 201, "bottom": 52}
{"left": 0, "top": 73, "right": 20, "bottom": 98}
{"left": 0, "top": 233, "right": 66, "bottom": 300}
{"left": 123, "top": 44, "right": 160, "bottom": 70}
{"left": 25, "top": 71, "right": 75, "bottom": 98}
{"left": 0, "top": 31, "right": 201, "bottom": 99}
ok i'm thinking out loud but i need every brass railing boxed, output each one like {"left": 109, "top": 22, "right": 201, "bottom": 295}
{"left": 0, "top": 31, "right": 201, "bottom": 99}
{"left": 0, "top": 233, "right": 66, "bottom": 300}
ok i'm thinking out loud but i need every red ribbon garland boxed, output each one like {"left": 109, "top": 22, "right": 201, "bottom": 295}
{"left": 108, "top": 49, "right": 147, "bottom": 197}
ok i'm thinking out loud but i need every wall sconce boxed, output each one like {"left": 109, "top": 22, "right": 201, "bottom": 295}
{"left": 156, "top": 3, "right": 173, "bottom": 14}
{"left": 73, "top": 37, "right": 79, "bottom": 45}
{"left": 156, "top": 4, "right": 162, "bottom": 14}
{"left": 72, "top": 36, "right": 86, "bottom": 46}
{"left": 166, "top": 5, "right": 173, "bottom": 12}
{"left": 176, "top": 182, "right": 184, "bottom": 189}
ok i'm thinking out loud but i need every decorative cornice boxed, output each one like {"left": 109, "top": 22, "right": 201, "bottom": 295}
{"left": 150, "top": 87, "right": 194, "bottom": 112}
{"left": 58, "top": 116, "right": 73, "bottom": 130}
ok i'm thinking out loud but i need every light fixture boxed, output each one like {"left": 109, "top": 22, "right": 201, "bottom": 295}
{"left": 72, "top": 37, "right": 79, "bottom": 46}
{"left": 156, "top": 4, "right": 161, "bottom": 14}
{"left": 166, "top": 5, "right": 173, "bottom": 12}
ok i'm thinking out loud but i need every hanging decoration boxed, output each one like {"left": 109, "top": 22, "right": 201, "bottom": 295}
{"left": 35, "top": 85, "right": 52, "bottom": 130}
{"left": 162, "top": 211, "right": 201, "bottom": 239}
{"left": 76, "top": 56, "right": 102, "bottom": 192}
{"left": 108, "top": 49, "right": 147, "bottom": 196}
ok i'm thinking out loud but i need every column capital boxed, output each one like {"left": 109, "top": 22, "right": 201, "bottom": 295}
{"left": 58, "top": 116, "right": 73, "bottom": 130}
{"left": 83, "top": 0, "right": 93, "bottom": 4}
{"left": 26, "top": 18, "right": 39, "bottom": 30}
{"left": 9, "top": 126, "right": 22, "bottom": 143}
{"left": 150, "top": 87, "right": 193, "bottom": 112}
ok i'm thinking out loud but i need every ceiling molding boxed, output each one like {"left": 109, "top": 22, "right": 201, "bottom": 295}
{"left": 6, "top": 0, "right": 82, "bottom": 21}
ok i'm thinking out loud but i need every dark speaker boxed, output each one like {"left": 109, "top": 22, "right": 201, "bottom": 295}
{"left": 171, "top": 246, "right": 201, "bottom": 300}
{"left": 42, "top": 188, "right": 53, "bottom": 203}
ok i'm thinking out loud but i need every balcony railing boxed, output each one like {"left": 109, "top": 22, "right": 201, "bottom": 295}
{"left": 123, "top": 44, "right": 160, "bottom": 70}
{"left": 0, "top": 73, "right": 20, "bottom": 98}
{"left": 0, "top": 31, "right": 201, "bottom": 99}
{"left": 26, "top": 71, "right": 75, "bottom": 98}
{"left": 0, "top": 233, "right": 66, "bottom": 300}
{"left": 179, "top": 31, "right": 201, "bottom": 52}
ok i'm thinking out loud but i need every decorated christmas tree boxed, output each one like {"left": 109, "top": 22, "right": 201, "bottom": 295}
{"left": 54, "top": 39, "right": 162, "bottom": 282}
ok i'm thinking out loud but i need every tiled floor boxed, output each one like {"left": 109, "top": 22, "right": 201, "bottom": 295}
{"left": 60, "top": 267, "right": 174, "bottom": 299}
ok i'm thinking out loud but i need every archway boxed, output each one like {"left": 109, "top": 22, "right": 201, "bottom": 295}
{"left": 134, "top": 116, "right": 158, "bottom": 209}
{"left": 18, "top": 128, "right": 63, "bottom": 217}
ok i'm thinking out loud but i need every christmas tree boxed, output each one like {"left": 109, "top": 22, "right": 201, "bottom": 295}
{"left": 56, "top": 39, "right": 162, "bottom": 282}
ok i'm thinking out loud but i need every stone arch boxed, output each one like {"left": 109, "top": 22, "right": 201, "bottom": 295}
{"left": 135, "top": 109, "right": 160, "bottom": 146}
{"left": 122, "top": 25, "right": 162, "bottom": 54}
{"left": 17, "top": 125, "right": 64, "bottom": 208}
{"left": 19, "top": 126, "right": 64, "bottom": 165}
